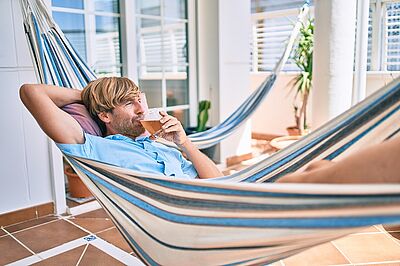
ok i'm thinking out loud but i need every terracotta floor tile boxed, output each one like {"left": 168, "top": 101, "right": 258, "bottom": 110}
{"left": 32, "top": 245, "right": 86, "bottom": 265}
{"left": 79, "top": 244, "right": 125, "bottom": 265}
{"left": 333, "top": 233, "right": 400, "bottom": 263}
{"left": 4, "top": 215, "right": 58, "bottom": 234}
{"left": 283, "top": 242, "right": 349, "bottom": 266}
{"left": 0, "top": 228, "right": 6, "bottom": 237}
{"left": 97, "top": 227, "right": 132, "bottom": 253}
{"left": 67, "top": 217, "right": 114, "bottom": 234}
{"left": 14, "top": 219, "right": 87, "bottom": 253}
{"left": 0, "top": 235, "right": 33, "bottom": 265}
{"left": 75, "top": 208, "right": 110, "bottom": 219}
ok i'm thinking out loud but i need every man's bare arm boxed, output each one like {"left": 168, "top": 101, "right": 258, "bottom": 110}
{"left": 178, "top": 139, "right": 223, "bottom": 179}
{"left": 278, "top": 136, "right": 400, "bottom": 183}
{"left": 158, "top": 111, "right": 223, "bottom": 179}
{"left": 20, "top": 84, "right": 84, "bottom": 144}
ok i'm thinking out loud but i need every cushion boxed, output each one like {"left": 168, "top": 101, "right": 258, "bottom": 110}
{"left": 62, "top": 103, "right": 103, "bottom": 136}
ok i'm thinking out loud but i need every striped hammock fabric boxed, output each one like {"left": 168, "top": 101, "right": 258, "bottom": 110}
{"left": 19, "top": 0, "right": 309, "bottom": 149}
{"left": 67, "top": 155, "right": 400, "bottom": 265}
{"left": 65, "top": 76, "right": 400, "bottom": 265}
{"left": 20, "top": 0, "right": 400, "bottom": 264}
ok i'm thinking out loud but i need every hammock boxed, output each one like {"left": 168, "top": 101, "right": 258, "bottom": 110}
{"left": 67, "top": 76, "right": 400, "bottom": 265}
{"left": 21, "top": 0, "right": 400, "bottom": 264}
{"left": 19, "top": 0, "right": 310, "bottom": 149}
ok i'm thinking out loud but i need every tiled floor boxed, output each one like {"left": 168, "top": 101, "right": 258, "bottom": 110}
{"left": 1, "top": 208, "right": 400, "bottom": 265}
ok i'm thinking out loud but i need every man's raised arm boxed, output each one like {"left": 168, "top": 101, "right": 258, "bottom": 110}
{"left": 19, "top": 84, "right": 84, "bottom": 144}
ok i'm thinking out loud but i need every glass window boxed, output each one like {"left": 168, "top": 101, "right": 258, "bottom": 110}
{"left": 136, "top": 0, "right": 161, "bottom": 16}
{"left": 251, "top": 0, "right": 311, "bottom": 13}
{"left": 52, "top": 12, "right": 86, "bottom": 60}
{"left": 95, "top": 0, "right": 119, "bottom": 13}
{"left": 168, "top": 109, "right": 189, "bottom": 128}
{"left": 250, "top": 0, "right": 400, "bottom": 72}
{"left": 95, "top": 16, "right": 121, "bottom": 76}
{"left": 138, "top": 80, "right": 163, "bottom": 108}
{"left": 52, "top": 0, "right": 122, "bottom": 77}
{"left": 167, "top": 79, "right": 188, "bottom": 106}
{"left": 136, "top": 0, "right": 190, "bottom": 118}
{"left": 164, "top": 0, "right": 186, "bottom": 19}
{"left": 163, "top": 21, "right": 188, "bottom": 68}
{"left": 386, "top": 2, "right": 400, "bottom": 71}
{"left": 137, "top": 18, "right": 162, "bottom": 72}
{"left": 52, "top": 0, "right": 84, "bottom": 9}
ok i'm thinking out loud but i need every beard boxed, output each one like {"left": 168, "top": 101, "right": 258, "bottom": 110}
{"left": 112, "top": 116, "right": 146, "bottom": 138}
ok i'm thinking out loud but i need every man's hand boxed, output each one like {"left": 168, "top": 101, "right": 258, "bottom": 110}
{"left": 158, "top": 111, "right": 188, "bottom": 146}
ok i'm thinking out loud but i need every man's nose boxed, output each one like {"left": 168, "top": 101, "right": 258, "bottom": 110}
{"left": 135, "top": 103, "right": 145, "bottom": 115}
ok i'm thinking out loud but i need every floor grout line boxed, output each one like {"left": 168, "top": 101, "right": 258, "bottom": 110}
{"left": 1, "top": 214, "right": 55, "bottom": 229}
{"left": 6, "top": 237, "right": 89, "bottom": 266}
{"left": 3, "top": 217, "right": 60, "bottom": 236}
{"left": 90, "top": 237, "right": 143, "bottom": 265}
{"left": 2, "top": 227, "right": 38, "bottom": 258}
{"left": 61, "top": 216, "right": 94, "bottom": 235}
{"left": 330, "top": 240, "right": 353, "bottom": 265}
{"left": 95, "top": 226, "right": 116, "bottom": 235}
{"left": 75, "top": 243, "right": 89, "bottom": 266}
{"left": 0, "top": 227, "right": 8, "bottom": 239}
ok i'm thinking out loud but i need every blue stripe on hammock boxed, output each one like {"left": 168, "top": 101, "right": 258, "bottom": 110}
{"left": 77, "top": 164, "right": 400, "bottom": 228}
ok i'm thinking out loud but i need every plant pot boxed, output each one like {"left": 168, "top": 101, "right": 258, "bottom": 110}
{"left": 286, "top": 126, "right": 301, "bottom": 136}
{"left": 65, "top": 165, "right": 92, "bottom": 198}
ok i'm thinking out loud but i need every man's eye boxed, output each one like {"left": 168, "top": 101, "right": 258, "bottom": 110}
{"left": 125, "top": 102, "right": 132, "bottom": 106}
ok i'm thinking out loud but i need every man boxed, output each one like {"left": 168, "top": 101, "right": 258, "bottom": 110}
{"left": 20, "top": 77, "right": 223, "bottom": 179}
{"left": 20, "top": 77, "right": 400, "bottom": 183}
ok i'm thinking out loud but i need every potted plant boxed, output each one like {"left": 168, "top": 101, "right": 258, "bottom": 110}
{"left": 287, "top": 18, "right": 314, "bottom": 136}
{"left": 64, "top": 161, "right": 92, "bottom": 199}
{"left": 185, "top": 100, "right": 216, "bottom": 159}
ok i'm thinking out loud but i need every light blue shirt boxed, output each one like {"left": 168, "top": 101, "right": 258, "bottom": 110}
{"left": 57, "top": 133, "right": 198, "bottom": 179}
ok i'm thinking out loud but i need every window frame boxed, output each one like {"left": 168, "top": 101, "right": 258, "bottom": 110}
{"left": 250, "top": 0, "right": 400, "bottom": 73}
{"left": 51, "top": 0, "right": 123, "bottom": 76}
{"left": 130, "top": 0, "right": 197, "bottom": 125}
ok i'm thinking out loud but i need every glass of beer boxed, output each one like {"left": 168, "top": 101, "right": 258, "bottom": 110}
{"left": 140, "top": 108, "right": 163, "bottom": 136}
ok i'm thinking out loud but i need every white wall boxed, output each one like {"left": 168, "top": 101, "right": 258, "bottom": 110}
{"left": 250, "top": 72, "right": 400, "bottom": 135}
{"left": 197, "top": 0, "right": 252, "bottom": 162}
{"left": 0, "top": 0, "right": 54, "bottom": 214}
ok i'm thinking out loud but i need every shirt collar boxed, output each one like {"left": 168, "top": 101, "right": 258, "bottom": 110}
{"left": 105, "top": 134, "right": 152, "bottom": 143}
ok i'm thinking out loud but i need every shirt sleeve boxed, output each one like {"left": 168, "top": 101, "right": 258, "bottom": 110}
{"left": 56, "top": 133, "right": 93, "bottom": 158}
{"left": 180, "top": 154, "right": 198, "bottom": 179}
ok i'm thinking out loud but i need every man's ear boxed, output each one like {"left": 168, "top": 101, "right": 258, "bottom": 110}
{"left": 98, "top": 111, "right": 111, "bottom": 124}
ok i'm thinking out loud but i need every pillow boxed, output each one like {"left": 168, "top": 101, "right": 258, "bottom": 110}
{"left": 61, "top": 93, "right": 147, "bottom": 137}
{"left": 62, "top": 103, "right": 103, "bottom": 136}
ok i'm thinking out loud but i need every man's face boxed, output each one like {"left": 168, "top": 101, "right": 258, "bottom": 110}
{"left": 106, "top": 94, "right": 149, "bottom": 138}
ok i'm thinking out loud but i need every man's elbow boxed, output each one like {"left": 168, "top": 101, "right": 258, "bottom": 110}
{"left": 20, "top": 84, "right": 33, "bottom": 102}
{"left": 19, "top": 84, "right": 40, "bottom": 106}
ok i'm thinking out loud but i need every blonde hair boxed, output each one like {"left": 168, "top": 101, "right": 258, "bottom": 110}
{"left": 81, "top": 77, "right": 140, "bottom": 117}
